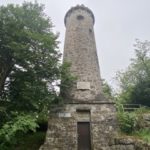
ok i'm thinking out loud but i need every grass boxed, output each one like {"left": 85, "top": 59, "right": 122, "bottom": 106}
{"left": 132, "top": 129, "right": 150, "bottom": 143}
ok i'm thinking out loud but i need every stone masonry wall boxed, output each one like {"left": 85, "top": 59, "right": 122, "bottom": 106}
{"left": 63, "top": 6, "right": 102, "bottom": 102}
{"left": 40, "top": 103, "right": 150, "bottom": 150}
{"left": 40, "top": 103, "right": 117, "bottom": 150}
{"left": 40, "top": 5, "right": 150, "bottom": 150}
{"left": 108, "top": 137, "right": 150, "bottom": 150}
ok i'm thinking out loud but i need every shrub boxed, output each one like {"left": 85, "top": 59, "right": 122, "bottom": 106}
{"left": 0, "top": 113, "right": 38, "bottom": 150}
{"left": 117, "top": 111, "right": 138, "bottom": 134}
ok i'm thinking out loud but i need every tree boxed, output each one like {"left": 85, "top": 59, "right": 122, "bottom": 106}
{"left": 0, "top": 2, "right": 75, "bottom": 148}
{"left": 101, "top": 79, "right": 114, "bottom": 100}
{"left": 0, "top": 2, "right": 61, "bottom": 113}
{"left": 116, "top": 39, "right": 150, "bottom": 106}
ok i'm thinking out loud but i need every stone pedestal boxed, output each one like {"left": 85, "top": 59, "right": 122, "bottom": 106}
{"left": 40, "top": 101, "right": 118, "bottom": 150}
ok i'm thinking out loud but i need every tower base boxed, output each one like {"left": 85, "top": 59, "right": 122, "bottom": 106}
{"left": 40, "top": 101, "right": 118, "bottom": 150}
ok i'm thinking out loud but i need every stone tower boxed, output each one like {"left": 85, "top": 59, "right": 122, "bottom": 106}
{"left": 63, "top": 5, "right": 102, "bottom": 101}
{"left": 40, "top": 5, "right": 117, "bottom": 150}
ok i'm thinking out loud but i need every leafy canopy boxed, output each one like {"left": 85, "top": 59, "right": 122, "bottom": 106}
{"left": 0, "top": 2, "right": 61, "bottom": 114}
{"left": 0, "top": 2, "right": 76, "bottom": 149}
{"left": 116, "top": 39, "right": 150, "bottom": 106}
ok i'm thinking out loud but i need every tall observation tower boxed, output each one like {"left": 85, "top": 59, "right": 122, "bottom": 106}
{"left": 40, "top": 5, "right": 117, "bottom": 150}
{"left": 63, "top": 5, "right": 102, "bottom": 101}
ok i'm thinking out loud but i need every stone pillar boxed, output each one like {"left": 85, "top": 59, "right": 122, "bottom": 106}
{"left": 63, "top": 5, "right": 103, "bottom": 102}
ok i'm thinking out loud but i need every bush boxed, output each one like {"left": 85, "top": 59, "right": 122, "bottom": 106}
{"left": 0, "top": 114, "right": 38, "bottom": 150}
{"left": 117, "top": 103, "right": 150, "bottom": 135}
{"left": 117, "top": 111, "right": 137, "bottom": 134}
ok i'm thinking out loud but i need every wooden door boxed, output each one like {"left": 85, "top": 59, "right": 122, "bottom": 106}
{"left": 77, "top": 122, "right": 91, "bottom": 150}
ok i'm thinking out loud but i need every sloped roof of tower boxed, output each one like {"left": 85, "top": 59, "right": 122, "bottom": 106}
{"left": 64, "top": 4, "right": 95, "bottom": 26}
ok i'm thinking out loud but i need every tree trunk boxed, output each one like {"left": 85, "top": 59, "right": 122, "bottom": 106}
{"left": 0, "top": 62, "right": 13, "bottom": 96}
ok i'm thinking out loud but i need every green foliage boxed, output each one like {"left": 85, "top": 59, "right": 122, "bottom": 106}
{"left": 130, "top": 78, "right": 150, "bottom": 106}
{"left": 116, "top": 39, "right": 150, "bottom": 106}
{"left": 135, "top": 106, "right": 150, "bottom": 113}
{"left": 117, "top": 103, "right": 150, "bottom": 138}
{"left": 117, "top": 111, "right": 137, "bottom": 134}
{"left": 59, "top": 62, "right": 77, "bottom": 100}
{"left": 13, "top": 131, "right": 46, "bottom": 150}
{"left": 133, "top": 129, "right": 150, "bottom": 143}
{"left": 115, "top": 100, "right": 124, "bottom": 112}
{"left": 101, "top": 79, "right": 114, "bottom": 99}
{"left": 0, "top": 131, "right": 46, "bottom": 150}
{"left": 0, "top": 1, "right": 61, "bottom": 114}
{"left": 0, "top": 113, "right": 38, "bottom": 149}
{"left": 116, "top": 102, "right": 138, "bottom": 134}
{"left": 0, "top": 2, "right": 75, "bottom": 148}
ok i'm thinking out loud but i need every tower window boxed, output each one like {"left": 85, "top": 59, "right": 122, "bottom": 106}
{"left": 77, "top": 15, "right": 84, "bottom": 20}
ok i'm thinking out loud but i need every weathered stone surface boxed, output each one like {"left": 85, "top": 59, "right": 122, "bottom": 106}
{"left": 39, "top": 4, "right": 150, "bottom": 150}
{"left": 39, "top": 6, "right": 118, "bottom": 150}
{"left": 77, "top": 81, "right": 91, "bottom": 90}
{"left": 109, "top": 137, "right": 150, "bottom": 150}
{"left": 142, "top": 113, "right": 150, "bottom": 129}
{"left": 40, "top": 103, "right": 118, "bottom": 150}
{"left": 63, "top": 5, "right": 103, "bottom": 102}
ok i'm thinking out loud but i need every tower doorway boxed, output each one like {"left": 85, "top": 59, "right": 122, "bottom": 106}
{"left": 77, "top": 122, "right": 91, "bottom": 150}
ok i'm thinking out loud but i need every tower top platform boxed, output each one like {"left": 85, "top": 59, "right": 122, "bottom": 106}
{"left": 64, "top": 4, "right": 95, "bottom": 26}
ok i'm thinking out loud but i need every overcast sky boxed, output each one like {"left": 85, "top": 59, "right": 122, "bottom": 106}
{"left": 1, "top": 0, "right": 150, "bottom": 87}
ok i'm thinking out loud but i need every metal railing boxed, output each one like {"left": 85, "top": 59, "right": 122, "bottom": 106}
{"left": 123, "top": 104, "right": 142, "bottom": 112}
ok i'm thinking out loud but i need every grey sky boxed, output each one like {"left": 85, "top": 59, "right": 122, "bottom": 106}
{"left": 1, "top": 0, "right": 150, "bottom": 87}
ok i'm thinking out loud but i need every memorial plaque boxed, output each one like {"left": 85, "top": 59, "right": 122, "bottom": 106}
{"left": 77, "top": 82, "right": 91, "bottom": 90}
{"left": 58, "top": 112, "right": 71, "bottom": 118}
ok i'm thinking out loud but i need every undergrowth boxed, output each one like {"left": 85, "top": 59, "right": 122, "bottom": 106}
{"left": 116, "top": 103, "right": 150, "bottom": 143}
